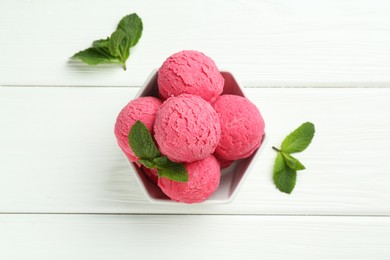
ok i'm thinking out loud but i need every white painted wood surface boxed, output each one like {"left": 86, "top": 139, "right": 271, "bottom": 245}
{"left": 1, "top": 87, "right": 390, "bottom": 215}
{"left": 1, "top": 0, "right": 390, "bottom": 87}
{"left": 1, "top": 0, "right": 389, "bottom": 258}
{"left": 1, "top": 215, "right": 389, "bottom": 260}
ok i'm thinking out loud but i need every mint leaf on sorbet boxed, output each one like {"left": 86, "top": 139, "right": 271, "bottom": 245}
{"left": 128, "top": 121, "right": 188, "bottom": 182}
{"left": 155, "top": 157, "right": 188, "bottom": 182}
{"left": 71, "top": 13, "right": 143, "bottom": 70}
{"left": 272, "top": 122, "right": 315, "bottom": 194}
{"left": 129, "top": 120, "right": 160, "bottom": 160}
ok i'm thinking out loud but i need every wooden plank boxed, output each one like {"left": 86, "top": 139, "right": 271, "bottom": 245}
{"left": 0, "top": 86, "right": 389, "bottom": 214}
{"left": 1, "top": 0, "right": 390, "bottom": 87}
{"left": 0, "top": 214, "right": 389, "bottom": 259}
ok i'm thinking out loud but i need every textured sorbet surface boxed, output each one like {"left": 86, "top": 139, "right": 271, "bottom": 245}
{"left": 213, "top": 95, "right": 265, "bottom": 161}
{"left": 114, "top": 97, "right": 162, "bottom": 162}
{"left": 158, "top": 50, "right": 224, "bottom": 103}
{"left": 158, "top": 155, "right": 221, "bottom": 203}
{"left": 154, "top": 94, "right": 221, "bottom": 163}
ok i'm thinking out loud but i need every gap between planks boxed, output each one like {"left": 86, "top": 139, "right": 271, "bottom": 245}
{"left": 0, "top": 212, "right": 389, "bottom": 217}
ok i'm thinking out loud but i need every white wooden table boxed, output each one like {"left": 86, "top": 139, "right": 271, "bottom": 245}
{"left": 1, "top": 0, "right": 390, "bottom": 259}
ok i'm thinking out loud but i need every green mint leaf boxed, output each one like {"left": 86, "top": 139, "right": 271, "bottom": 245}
{"left": 128, "top": 121, "right": 188, "bottom": 183}
{"left": 117, "top": 13, "right": 143, "bottom": 47}
{"left": 92, "top": 38, "right": 110, "bottom": 49}
{"left": 281, "top": 152, "right": 306, "bottom": 171}
{"left": 156, "top": 158, "right": 188, "bottom": 182}
{"left": 139, "top": 159, "right": 156, "bottom": 169}
{"left": 72, "top": 47, "right": 119, "bottom": 65}
{"left": 128, "top": 120, "right": 160, "bottom": 160}
{"left": 281, "top": 122, "right": 315, "bottom": 154}
{"left": 108, "top": 29, "right": 131, "bottom": 70}
{"left": 108, "top": 30, "right": 127, "bottom": 58}
{"left": 153, "top": 156, "right": 168, "bottom": 166}
{"left": 119, "top": 38, "right": 131, "bottom": 69}
{"left": 71, "top": 13, "right": 142, "bottom": 70}
{"left": 273, "top": 152, "right": 297, "bottom": 194}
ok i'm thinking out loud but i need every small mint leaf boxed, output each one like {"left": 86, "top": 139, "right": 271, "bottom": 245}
{"left": 128, "top": 122, "right": 188, "bottom": 183}
{"left": 92, "top": 38, "right": 110, "bottom": 49}
{"left": 281, "top": 122, "right": 315, "bottom": 154}
{"left": 139, "top": 159, "right": 155, "bottom": 169}
{"left": 153, "top": 156, "right": 168, "bottom": 166}
{"left": 128, "top": 120, "right": 160, "bottom": 160}
{"left": 117, "top": 13, "right": 143, "bottom": 47}
{"left": 154, "top": 156, "right": 188, "bottom": 182}
{"left": 157, "top": 161, "right": 188, "bottom": 182}
{"left": 273, "top": 152, "right": 297, "bottom": 194}
{"left": 72, "top": 47, "right": 119, "bottom": 65}
{"left": 281, "top": 152, "right": 306, "bottom": 171}
{"left": 108, "top": 30, "right": 127, "bottom": 58}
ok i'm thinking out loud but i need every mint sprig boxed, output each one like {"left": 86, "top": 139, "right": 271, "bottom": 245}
{"left": 128, "top": 121, "right": 188, "bottom": 182}
{"left": 272, "top": 122, "right": 315, "bottom": 194}
{"left": 273, "top": 152, "right": 297, "bottom": 194}
{"left": 72, "top": 13, "right": 143, "bottom": 70}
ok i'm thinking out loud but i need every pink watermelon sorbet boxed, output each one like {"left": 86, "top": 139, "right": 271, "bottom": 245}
{"left": 154, "top": 94, "right": 221, "bottom": 163}
{"left": 158, "top": 50, "right": 224, "bottom": 103}
{"left": 158, "top": 154, "right": 221, "bottom": 204}
{"left": 212, "top": 94, "right": 265, "bottom": 161}
{"left": 114, "top": 96, "right": 162, "bottom": 162}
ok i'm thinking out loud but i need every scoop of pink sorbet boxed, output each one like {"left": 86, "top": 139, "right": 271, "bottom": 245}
{"left": 158, "top": 50, "right": 224, "bottom": 103}
{"left": 214, "top": 153, "right": 233, "bottom": 169}
{"left": 154, "top": 94, "right": 221, "bottom": 163}
{"left": 114, "top": 97, "right": 162, "bottom": 162}
{"left": 158, "top": 154, "right": 221, "bottom": 203}
{"left": 212, "top": 95, "right": 265, "bottom": 161}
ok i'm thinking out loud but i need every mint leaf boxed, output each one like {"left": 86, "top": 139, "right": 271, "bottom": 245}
{"left": 71, "top": 13, "right": 142, "bottom": 70}
{"left": 139, "top": 159, "right": 156, "bottom": 169}
{"left": 117, "top": 13, "right": 143, "bottom": 47}
{"left": 272, "top": 122, "right": 315, "bottom": 194}
{"left": 154, "top": 156, "right": 188, "bottom": 182}
{"left": 128, "top": 122, "right": 189, "bottom": 182}
{"left": 281, "top": 122, "right": 315, "bottom": 154}
{"left": 156, "top": 159, "right": 188, "bottom": 182}
{"left": 281, "top": 152, "right": 305, "bottom": 171}
{"left": 153, "top": 156, "right": 168, "bottom": 166}
{"left": 92, "top": 38, "right": 109, "bottom": 49}
{"left": 108, "top": 30, "right": 127, "bottom": 58}
{"left": 128, "top": 120, "right": 160, "bottom": 160}
{"left": 273, "top": 152, "right": 297, "bottom": 194}
{"left": 108, "top": 29, "right": 131, "bottom": 70}
{"left": 112, "top": 13, "right": 142, "bottom": 70}
{"left": 72, "top": 47, "right": 119, "bottom": 65}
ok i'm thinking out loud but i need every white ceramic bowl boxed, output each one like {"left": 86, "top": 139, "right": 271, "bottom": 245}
{"left": 127, "top": 70, "right": 267, "bottom": 204}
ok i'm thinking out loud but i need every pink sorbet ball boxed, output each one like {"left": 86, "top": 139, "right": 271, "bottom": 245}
{"left": 158, "top": 154, "right": 221, "bottom": 204}
{"left": 158, "top": 50, "right": 224, "bottom": 103}
{"left": 214, "top": 153, "right": 234, "bottom": 169}
{"left": 212, "top": 95, "right": 265, "bottom": 161}
{"left": 154, "top": 94, "right": 221, "bottom": 163}
{"left": 114, "top": 97, "right": 162, "bottom": 162}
